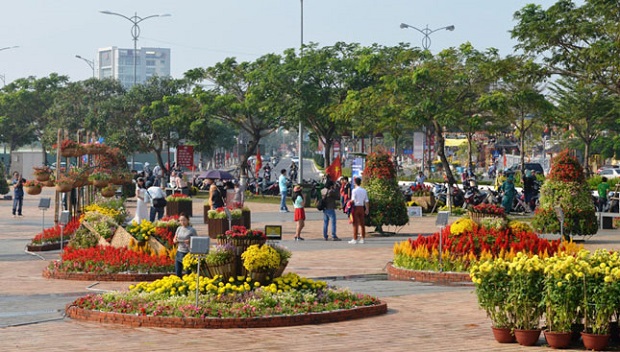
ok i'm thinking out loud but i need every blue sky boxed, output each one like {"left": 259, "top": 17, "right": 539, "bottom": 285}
{"left": 0, "top": 0, "right": 558, "bottom": 84}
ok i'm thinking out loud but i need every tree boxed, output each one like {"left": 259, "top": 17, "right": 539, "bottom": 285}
{"left": 193, "top": 55, "right": 285, "bottom": 182}
{"left": 548, "top": 77, "right": 619, "bottom": 176}
{"left": 479, "top": 56, "right": 553, "bottom": 173}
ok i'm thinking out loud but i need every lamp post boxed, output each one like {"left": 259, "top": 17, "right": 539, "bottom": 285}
{"left": 100, "top": 11, "right": 171, "bottom": 87}
{"left": 0, "top": 46, "right": 19, "bottom": 52}
{"left": 0, "top": 46, "right": 18, "bottom": 87}
{"left": 75, "top": 55, "right": 95, "bottom": 78}
{"left": 298, "top": 0, "right": 304, "bottom": 184}
{"left": 399, "top": 23, "right": 455, "bottom": 50}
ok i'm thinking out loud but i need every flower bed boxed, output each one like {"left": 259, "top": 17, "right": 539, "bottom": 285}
{"left": 66, "top": 272, "right": 387, "bottom": 328}
{"left": 27, "top": 218, "right": 80, "bottom": 250}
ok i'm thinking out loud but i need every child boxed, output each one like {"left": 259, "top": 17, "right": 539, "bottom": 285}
{"left": 292, "top": 185, "right": 305, "bottom": 241}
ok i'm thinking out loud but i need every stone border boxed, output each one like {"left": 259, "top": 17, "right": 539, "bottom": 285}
{"left": 386, "top": 262, "right": 473, "bottom": 285}
{"left": 43, "top": 268, "right": 169, "bottom": 282}
{"left": 65, "top": 301, "right": 388, "bottom": 328}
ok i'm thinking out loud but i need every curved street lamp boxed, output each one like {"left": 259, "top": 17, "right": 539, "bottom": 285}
{"left": 399, "top": 23, "right": 455, "bottom": 50}
{"left": 100, "top": 10, "right": 171, "bottom": 86}
{"left": 0, "top": 46, "right": 19, "bottom": 52}
{"left": 75, "top": 55, "right": 95, "bottom": 78}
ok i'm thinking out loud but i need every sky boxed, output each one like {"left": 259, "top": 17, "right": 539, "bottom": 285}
{"left": 0, "top": 0, "right": 559, "bottom": 85}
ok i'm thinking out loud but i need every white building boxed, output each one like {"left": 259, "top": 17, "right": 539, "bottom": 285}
{"left": 97, "top": 47, "right": 171, "bottom": 89}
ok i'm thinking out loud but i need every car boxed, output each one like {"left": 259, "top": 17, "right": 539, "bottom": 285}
{"left": 597, "top": 165, "right": 620, "bottom": 175}
{"left": 506, "top": 162, "right": 545, "bottom": 175}
{"left": 599, "top": 168, "right": 620, "bottom": 179}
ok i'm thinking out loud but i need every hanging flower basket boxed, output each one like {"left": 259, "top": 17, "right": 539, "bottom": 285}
{"left": 100, "top": 187, "right": 116, "bottom": 198}
{"left": 92, "top": 179, "right": 109, "bottom": 188}
{"left": 55, "top": 183, "right": 73, "bottom": 193}
{"left": 60, "top": 148, "right": 79, "bottom": 158}
{"left": 25, "top": 185, "right": 42, "bottom": 195}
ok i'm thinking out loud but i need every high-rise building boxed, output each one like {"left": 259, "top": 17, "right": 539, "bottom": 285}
{"left": 97, "top": 47, "right": 171, "bottom": 89}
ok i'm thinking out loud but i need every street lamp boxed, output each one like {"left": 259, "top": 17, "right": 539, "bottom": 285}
{"left": 399, "top": 23, "right": 455, "bottom": 50}
{"left": 100, "top": 10, "right": 171, "bottom": 87}
{"left": 0, "top": 46, "right": 19, "bottom": 87}
{"left": 75, "top": 55, "right": 95, "bottom": 78}
{"left": 0, "top": 46, "right": 19, "bottom": 52}
{"left": 298, "top": 0, "right": 304, "bottom": 184}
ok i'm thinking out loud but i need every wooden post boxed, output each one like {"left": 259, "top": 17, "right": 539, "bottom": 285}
{"left": 54, "top": 129, "right": 62, "bottom": 224}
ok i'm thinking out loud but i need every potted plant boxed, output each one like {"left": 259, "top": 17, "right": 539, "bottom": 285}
{"left": 269, "top": 243, "right": 292, "bottom": 278}
{"left": 408, "top": 184, "right": 435, "bottom": 212}
{"left": 206, "top": 206, "right": 243, "bottom": 235}
{"left": 469, "top": 203, "right": 505, "bottom": 224}
{"left": 23, "top": 180, "right": 43, "bottom": 195}
{"left": 55, "top": 174, "right": 75, "bottom": 193}
{"left": 100, "top": 184, "right": 117, "bottom": 198}
{"left": 165, "top": 193, "right": 192, "bottom": 217}
{"left": 542, "top": 253, "right": 583, "bottom": 348}
{"left": 89, "top": 171, "right": 111, "bottom": 188}
{"left": 470, "top": 257, "right": 516, "bottom": 343}
{"left": 507, "top": 253, "right": 545, "bottom": 346}
{"left": 57, "top": 139, "right": 84, "bottom": 158}
{"left": 204, "top": 243, "right": 235, "bottom": 279}
{"left": 241, "top": 244, "right": 280, "bottom": 284}
{"left": 32, "top": 166, "right": 52, "bottom": 182}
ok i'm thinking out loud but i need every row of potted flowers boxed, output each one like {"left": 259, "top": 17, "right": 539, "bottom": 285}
{"left": 470, "top": 249, "right": 620, "bottom": 349}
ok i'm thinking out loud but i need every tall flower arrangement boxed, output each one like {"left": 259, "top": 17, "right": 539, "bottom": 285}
{"left": 532, "top": 150, "right": 597, "bottom": 239}
{"left": 363, "top": 150, "right": 408, "bottom": 232}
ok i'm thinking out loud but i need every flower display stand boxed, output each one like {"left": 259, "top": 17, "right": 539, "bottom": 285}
{"left": 207, "top": 218, "right": 245, "bottom": 239}
{"left": 271, "top": 261, "right": 288, "bottom": 279}
{"left": 203, "top": 205, "right": 210, "bottom": 224}
{"left": 248, "top": 270, "right": 270, "bottom": 285}
{"left": 207, "top": 261, "right": 234, "bottom": 280}
{"left": 469, "top": 212, "right": 503, "bottom": 225}
{"left": 410, "top": 195, "right": 435, "bottom": 212}
{"left": 166, "top": 201, "right": 192, "bottom": 217}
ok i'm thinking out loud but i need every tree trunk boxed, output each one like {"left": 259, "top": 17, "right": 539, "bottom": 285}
{"left": 433, "top": 121, "right": 457, "bottom": 186}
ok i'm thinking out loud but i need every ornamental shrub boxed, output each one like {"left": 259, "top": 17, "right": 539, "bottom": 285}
{"left": 532, "top": 150, "right": 597, "bottom": 238}
{"left": 363, "top": 150, "right": 408, "bottom": 232}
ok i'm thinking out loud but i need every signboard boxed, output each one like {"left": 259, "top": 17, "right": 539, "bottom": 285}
{"left": 177, "top": 145, "right": 194, "bottom": 168}
{"left": 435, "top": 211, "right": 449, "bottom": 227}
{"left": 265, "top": 225, "right": 282, "bottom": 240}
{"left": 408, "top": 206, "right": 423, "bottom": 217}
{"left": 351, "top": 157, "right": 364, "bottom": 179}
{"left": 38, "top": 198, "right": 51, "bottom": 210}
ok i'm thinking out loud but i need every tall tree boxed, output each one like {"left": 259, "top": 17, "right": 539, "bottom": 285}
{"left": 549, "top": 77, "right": 619, "bottom": 176}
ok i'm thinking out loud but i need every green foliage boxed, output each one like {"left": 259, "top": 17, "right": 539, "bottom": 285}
{"left": 363, "top": 151, "right": 408, "bottom": 230}
{"left": 0, "top": 162, "right": 9, "bottom": 194}
{"left": 69, "top": 226, "right": 99, "bottom": 249}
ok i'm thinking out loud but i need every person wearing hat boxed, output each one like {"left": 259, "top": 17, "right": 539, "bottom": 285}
{"left": 501, "top": 173, "right": 516, "bottom": 213}
{"left": 292, "top": 185, "right": 305, "bottom": 240}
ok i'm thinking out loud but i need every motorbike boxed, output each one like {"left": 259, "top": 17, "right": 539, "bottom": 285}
{"left": 432, "top": 182, "right": 464, "bottom": 208}
{"left": 462, "top": 178, "right": 490, "bottom": 208}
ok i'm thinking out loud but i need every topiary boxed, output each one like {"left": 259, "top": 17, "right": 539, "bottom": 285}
{"left": 363, "top": 149, "right": 408, "bottom": 233}
{"left": 0, "top": 162, "right": 9, "bottom": 195}
{"left": 531, "top": 150, "right": 597, "bottom": 239}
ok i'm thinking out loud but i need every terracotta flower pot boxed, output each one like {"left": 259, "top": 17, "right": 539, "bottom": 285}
{"left": 100, "top": 188, "right": 116, "bottom": 198}
{"left": 491, "top": 327, "right": 515, "bottom": 344}
{"left": 35, "top": 173, "right": 50, "bottom": 182}
{"left": 92, "top": 179, "right": 109, "bottom": 188}
{"left": 55, "top": 183, "right": 73, "bottom": 193}
{"left": 581, "top": 332, "right": 610, "bottom": 351}
{"left": 514, "top": 328, "right": 541, "bottom": 346}
{"left": 544, "top": 330, "right": 572, "bottom": 349}
{"left": 25, "top": 186, "right": 42, "bottom": 195}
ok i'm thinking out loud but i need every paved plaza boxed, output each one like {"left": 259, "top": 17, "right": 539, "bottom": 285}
{"left": 1, "top": 187, "right": 619, "bottom": 351}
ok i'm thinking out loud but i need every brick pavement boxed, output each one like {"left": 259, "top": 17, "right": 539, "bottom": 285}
{"left": 1, "top": 188, "right": 620, "bottom": 351}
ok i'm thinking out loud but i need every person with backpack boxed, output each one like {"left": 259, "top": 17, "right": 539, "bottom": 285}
{"left": 321, "top": 180, "right": 341, "bottom": 241}
{"left": 146, "top": 183, "right": 167, "bottom": 222}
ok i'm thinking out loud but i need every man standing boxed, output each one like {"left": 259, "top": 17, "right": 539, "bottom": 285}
{"left": 349, "top": 177, "right": 369, "bottom": 244}
{"left": 146, "top": 184, "right": 167, "bottom": 222}
{"left": 279, "top": 169, "right": 289, "bottom": 212}
{"left": 321, "top": 180, "right": 341, "bottom": 241}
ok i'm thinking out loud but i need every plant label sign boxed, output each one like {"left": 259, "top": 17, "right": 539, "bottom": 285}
{"left": 436, "top": 211, "right": 449, "bottom": 227}
{"left": 408, "top": 206, "right": 423, "bottom": 217}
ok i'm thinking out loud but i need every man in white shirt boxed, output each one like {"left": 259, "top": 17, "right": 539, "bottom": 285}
{"left": 349, "top": 177, "right": 369, "bottom": 244}
{"left": 146, "top": 184, "right": 167, "bottom": 222}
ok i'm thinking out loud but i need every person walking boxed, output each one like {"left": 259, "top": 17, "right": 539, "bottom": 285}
{"left": 349, "top": 177, "right": 369, "bottom": 244}
{"left": 146, "top": 183, "right": 167, "bottom": 222}
{"left": 278, "top": 169, "right": 289, "bottom": 212}
{"left": 173, "top": 214, "right": 197, "bottom": 277}
{"left": 11, "top": 172, "right": 24, "bottom": 218}
{"left": 204, "top": 178, "right": 225, "bottom": 209}
{"left": 501, "top": 174, "right": 516, "bottom": 213}
{"left": 339, "top": 176, "right": 351, "bottom": 208}
{"left": 321, "top": 180, "right": 341, "bottom": 241}
{"left": 598, "top": 176, "right": 611, "bottom": 211}
{"left": 132, "top": 177, "right": 148, "bottom": 223}
{"left": 292, "top": 185, "right": 305, "bottom": 241}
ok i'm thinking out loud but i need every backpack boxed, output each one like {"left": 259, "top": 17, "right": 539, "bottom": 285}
{"left": 316, "top": 197, "right": 326, "bottom": 211}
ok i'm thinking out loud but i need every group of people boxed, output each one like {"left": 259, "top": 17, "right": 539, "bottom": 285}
{"left": 131, "top": 178, "right": 168, "bottom": 224}
{"left": 285, "top": 175, "right": 369, "bottom": 244}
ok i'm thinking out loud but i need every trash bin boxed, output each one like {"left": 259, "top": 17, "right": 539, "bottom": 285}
{"left": 301, "top": 183, "right": 313, "bottom": 208}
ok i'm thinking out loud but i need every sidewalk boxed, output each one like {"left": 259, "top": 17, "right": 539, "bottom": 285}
{"left": 1, "top": 188, "right": 619, "bottom": 351}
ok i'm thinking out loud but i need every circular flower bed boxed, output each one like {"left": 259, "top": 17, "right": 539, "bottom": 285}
{"left": 66, "top": 273, "right": 387, "bottom": 328}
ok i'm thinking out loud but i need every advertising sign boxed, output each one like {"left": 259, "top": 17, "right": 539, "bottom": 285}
{"left": 177, "top": 145, "right": 194, "bottom": 168}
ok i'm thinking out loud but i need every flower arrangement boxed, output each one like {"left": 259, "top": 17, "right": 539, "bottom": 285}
{"left": 449, "top": 218, "right": 475, "bottom": 236}
{"left": 219, "top": 226, "right": 266, "bottom": 240}
{"left": 507, "top": 253, "right": 545, "bottom": 330}
{"left": 470, "top": 203, "right": 505, "bottom": 217}
{"left": 152, "top": 216, "right": 179, "bottom": 248}
{"left": 127, "top": 219, "right": 156, "bottom": 242}
{"left": 32, "top": 166, "right": 52, "bottom": 176}
{"left": 30, "top": 218, "right": 80, "bottom": 245}
{"left": 70, "top": 272, "right": 381, "bottom": 320}
{"left": 82, "top": 200, "right": 127, "bottom": 225}
{"left": 88, "top": 171, "right": 111, "bottom": 181}
{"left": 49, "top": 245, "right": 174, "bottom": 274}
{"left": 470, "top": 258, "right": 514, "bottom": 328}
{"left": 205, "top": 243, "right": 235, "bottom": 265}
{"left": 581, "top": 249, "right": 620, "bottom": 335}
{"left": 241, "top": 244, "right": 280, "bottom": 272}
{"left": 57, "top": 139, "right": 79, "bottom": 150}
{"left": 23, "top": 180, "right": 42, "bottom": 188}
{"left": 55, "top": 174, "right": 76, "bottom": 186}
{"left": 269, "top": 243, "right": 292, "bottom": 263}
{"left": 166, "top": 193, "right": 192, "bottom": 202}
{"left": 410, "top": 183, "right": 432, "bottom": 196}
{"left": 207, "top": 207, "right": 242, "bottom": 219}
{"left": 543, "top": 252, "right": 583, "bottom": 333}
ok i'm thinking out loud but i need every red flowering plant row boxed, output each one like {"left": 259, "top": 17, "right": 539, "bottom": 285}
{"left": 49, "top": 245, "right": 174, "bottom": 274}
{"left": 152, "top": 215, "right": 180, "bottom": 248}
{"left": 30, "top": 219, "right": 81, "bottom": 245}
{"left": 409, "top": 183, "right": 432, "bottom": 196}
{"left": 393, "top": 224, "right": 570, "bottom": 272}
{"left": 218, "top": 225, "right": 266, "bottom": 240}
{"left": 166, "top": 193, "right": 192, "bottom": 202}
{"left": 470, "top": 203, "right": 505, "bottom": 217}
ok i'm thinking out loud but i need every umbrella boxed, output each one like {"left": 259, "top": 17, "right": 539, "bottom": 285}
{"left": 199, "top": 169, "right": 236, "bottom": 180}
